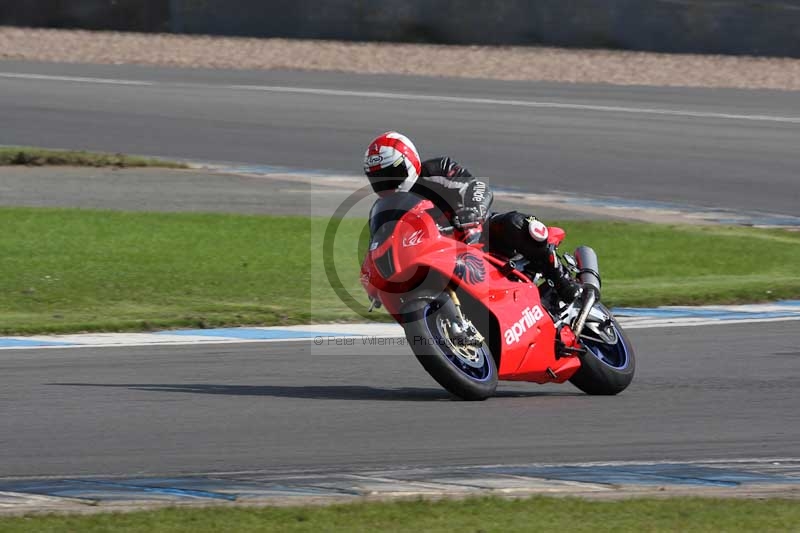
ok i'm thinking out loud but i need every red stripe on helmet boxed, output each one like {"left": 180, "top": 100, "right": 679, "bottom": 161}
{"left": 390, "top": 138, "right": 420, "bottom": 176}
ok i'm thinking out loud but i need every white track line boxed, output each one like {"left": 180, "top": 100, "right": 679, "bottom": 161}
{"left": 620, "top": 315, "right": 800, "bottom": 329}
{"left": 3, "top": 457, "right": 795, "bottom": 482}
{"left": 0, "top": 72, "right": 153, "bottom": 86}
{"left": 1, "top": 70, "right": 798, "bottom": 124}
{"left": 2, "top": 315, "right": 799, "bottom": 350}
{"left": 227, "top": 84, "right": 800, "bottom": 124}
{"left": 0, "top": 337, "right": 320, "bottom": 351}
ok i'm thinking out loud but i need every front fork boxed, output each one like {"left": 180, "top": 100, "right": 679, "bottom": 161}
{"left": 446, "top": 285, "right": 485, "bottom": 345}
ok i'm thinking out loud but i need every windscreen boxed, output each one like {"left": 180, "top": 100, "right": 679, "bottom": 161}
{"left": 368, "top": 192, "right": 424, "bottom": 247}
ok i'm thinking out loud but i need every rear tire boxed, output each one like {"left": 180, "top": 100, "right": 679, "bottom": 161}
{"left": 401, "top": 294, "right": 497, "bottom": 401}
{"left": 569, "top": 305, "right": 635, "bottom": 395}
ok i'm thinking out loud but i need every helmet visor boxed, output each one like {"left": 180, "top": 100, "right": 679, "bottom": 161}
{"left": 367, "top": 160, "right": 409, "bottom": 194}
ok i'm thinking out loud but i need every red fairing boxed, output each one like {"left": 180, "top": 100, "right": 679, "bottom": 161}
{"left": 548, "top": 226, "right": 566, "bottom": 246}
{"left": 361, "top": 199, "right": 459, "bottom": 310}
{"left": 361, "top": 199, "right": 581, "bottom": 384}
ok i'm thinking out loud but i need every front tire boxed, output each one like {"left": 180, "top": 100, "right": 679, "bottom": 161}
{"left": 401, "top": 295, "right": 497, "bottom": 401}
{"left": 569, "top": 304, "right": 635, "bottom": 395}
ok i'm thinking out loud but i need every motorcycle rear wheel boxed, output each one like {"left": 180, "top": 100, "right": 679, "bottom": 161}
{"left": 569, "top": 304, "right": 635, "bottom": 395}
{"left": 401, "top": 294, "right": 497, "bottom": 401}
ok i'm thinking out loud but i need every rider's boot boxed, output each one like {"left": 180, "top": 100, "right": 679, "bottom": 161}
{"left": 541, "top": 257, "right": 582, "bottom": 303}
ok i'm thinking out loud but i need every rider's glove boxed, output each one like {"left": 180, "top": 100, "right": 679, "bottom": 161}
{"left": 454, "top": 206, "right": 483, "bottom": 230}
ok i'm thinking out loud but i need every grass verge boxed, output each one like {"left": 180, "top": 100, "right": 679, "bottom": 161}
{"left": 1, "top": 207, "right": 799, "bottom": 334}
{"left": 0, "top": 146, "right": 186, "bottom": 168}
{"left": 1, "top": 496, "right": 799, "bottom": 532}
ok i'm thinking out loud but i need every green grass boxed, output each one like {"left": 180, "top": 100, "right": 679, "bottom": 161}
{"left": 0, "top": 146, "right": 186, "bottom": 168}
{"left": 0, "top": 208, "right": 344, "bottom": 334}
{"left": 1, "top": 496, "right": 799, "bottom": 532}
{"left": 558, "top": 221, "right": 800, "bottom": 307}
{"left": 1, "top": 207, "right": 799, "bottom": 334}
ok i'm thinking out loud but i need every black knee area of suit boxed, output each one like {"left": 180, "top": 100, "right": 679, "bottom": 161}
{"left": 485, "top": 211, "right": 549, "bottom": 263}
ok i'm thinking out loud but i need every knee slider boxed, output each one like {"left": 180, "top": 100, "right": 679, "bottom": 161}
{"left": 526, "top": 216, "right": 549, "bottom": 243}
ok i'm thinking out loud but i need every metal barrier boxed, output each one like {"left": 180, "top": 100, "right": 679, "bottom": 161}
{"left": 0, "top": 0, "right": 169, "bottom": 32}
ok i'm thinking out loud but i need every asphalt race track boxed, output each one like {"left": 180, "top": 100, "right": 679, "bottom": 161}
{"left": 1, "top": 60, "right": 799, "bottom": 215}
{"left": 0, "top": 60, "right": 799, "bottom": 483}
{"left": 1, "top": 322, "right": 798, "bottom": 479}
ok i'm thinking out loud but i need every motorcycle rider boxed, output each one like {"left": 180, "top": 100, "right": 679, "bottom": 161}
{"left": 364, "top": 131, "right": 581, "bottom": 303}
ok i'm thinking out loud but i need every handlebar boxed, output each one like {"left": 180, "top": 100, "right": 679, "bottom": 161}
{"left": 438, "top": 223, "right": 483, "bottom": 245}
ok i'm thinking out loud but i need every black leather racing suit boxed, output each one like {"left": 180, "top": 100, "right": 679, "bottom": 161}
{"left": 410, "top": 157, "right": 491, "bottom": 225}
{"left": 410, "top": 157, "right": 564, "bottom": 285}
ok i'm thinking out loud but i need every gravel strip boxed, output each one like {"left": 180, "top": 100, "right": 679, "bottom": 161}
{"left": 2, "top": 26, "right": 800, "bottom": 90}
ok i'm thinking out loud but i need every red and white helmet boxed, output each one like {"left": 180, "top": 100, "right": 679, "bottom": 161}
{"left": 363, "top": 131, "right": 422, "bottom": 196}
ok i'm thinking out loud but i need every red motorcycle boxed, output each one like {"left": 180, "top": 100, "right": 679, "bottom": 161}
{"left": 361, "top": 192, "right": 635, "bottom": 400}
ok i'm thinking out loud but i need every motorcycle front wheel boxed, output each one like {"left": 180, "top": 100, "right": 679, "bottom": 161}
{"left": 401, "top": 294, "right": 497, "bottom": 401}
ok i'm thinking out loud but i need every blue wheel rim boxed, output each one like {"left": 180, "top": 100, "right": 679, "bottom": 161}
{"left": 423, "top": 302, "right": 494, "bottom": 382}
{"left": 581, "top": 322, "right": 630, "bottom": 370}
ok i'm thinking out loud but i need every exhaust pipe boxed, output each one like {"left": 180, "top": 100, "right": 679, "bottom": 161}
{"left": 571, "top": 246, "right": 602, "bottom": 338}
{"left": 574, "top": 246, "right": 601, "bottom": 296}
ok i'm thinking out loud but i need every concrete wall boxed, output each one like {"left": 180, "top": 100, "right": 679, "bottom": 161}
{"left": 3, "top": 1, "right": 800, "bottom": 57}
